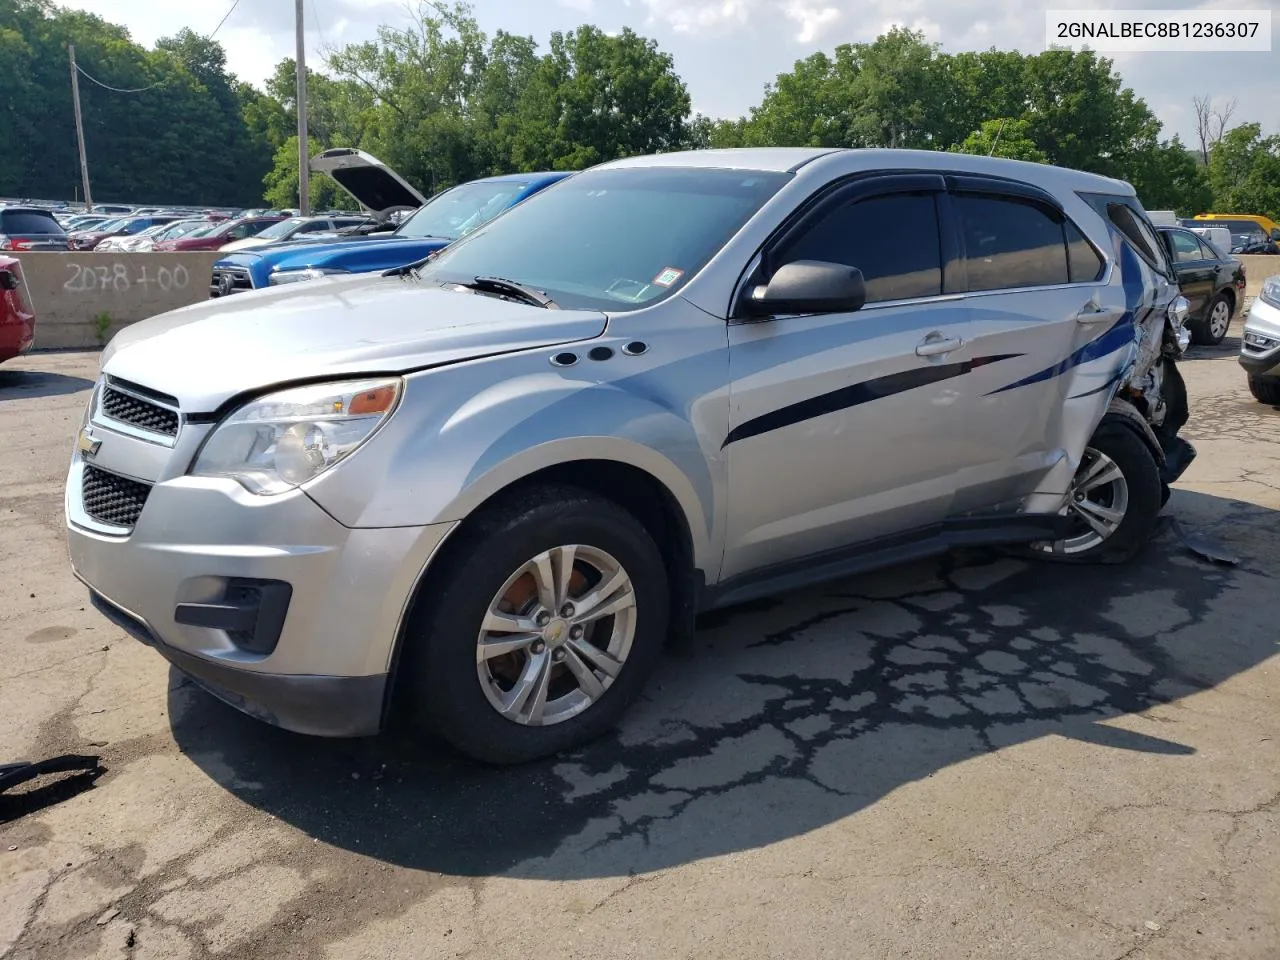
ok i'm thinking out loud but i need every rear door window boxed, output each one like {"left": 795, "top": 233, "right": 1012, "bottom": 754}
{"left": 778, "top": 192, "right": 944, "bottom": 303}
{"left": 954, "top": 194, "right": 1069, "bottom": 291}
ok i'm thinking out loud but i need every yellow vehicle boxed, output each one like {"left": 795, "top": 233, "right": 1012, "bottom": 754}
{"left": 1192, "top": 213, "right": 1280, "bottom": 250}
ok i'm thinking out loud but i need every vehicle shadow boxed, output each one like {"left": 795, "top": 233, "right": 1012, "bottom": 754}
{"left": 0, "top": 369, "right": 95, "bottom": 400}
{"left": 169, "top": 489, "right": 1280, "bottom": 880}
{"left": 1182, "top": 333, "right": 1241, "bottom": 361}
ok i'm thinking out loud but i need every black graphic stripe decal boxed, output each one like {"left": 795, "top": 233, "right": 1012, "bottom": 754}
{"left": 725, "top": 353, "right": 1022, "bottom": 447}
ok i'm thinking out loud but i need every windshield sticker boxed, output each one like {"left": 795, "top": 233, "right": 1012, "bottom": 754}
{"left": 653, "top": 267, "right": 684, "bottom": 288}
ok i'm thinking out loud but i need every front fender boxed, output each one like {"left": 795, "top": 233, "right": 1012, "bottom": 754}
{"left": 303, "top": 353, "right": 726, "bottom": 573}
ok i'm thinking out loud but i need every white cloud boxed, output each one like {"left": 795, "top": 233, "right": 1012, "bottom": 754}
{"left": 558, "top": 0, "right": 596, "bottom": 11}
{"left": 781, "top": 0, "right": 840, "bottom": 43}
{"left": 641, "top": 0, "right": 754, "bottom": 33}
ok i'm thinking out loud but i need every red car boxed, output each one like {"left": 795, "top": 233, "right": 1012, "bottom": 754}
{"left": 0, "top": 257, "right": 35, "bottom": 365}
{"left": 154, "top": 216, "right": 286, "bottom": 252}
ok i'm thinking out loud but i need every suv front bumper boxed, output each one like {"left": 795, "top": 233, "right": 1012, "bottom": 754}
{"left": 1240, "top": 296, "right": 1280, "bottom": 379}
{"left": 67, "top": 457, "right": 455, "bottom": 737}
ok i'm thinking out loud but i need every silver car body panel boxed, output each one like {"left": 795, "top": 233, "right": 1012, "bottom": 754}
{"left": 67, "top": 148, "right": 1187, "bottom": 735}
{"left": 1241, "top": 294, "right": 1280, "bottom": 378}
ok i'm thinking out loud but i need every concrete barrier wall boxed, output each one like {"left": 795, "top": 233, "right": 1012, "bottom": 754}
{"left": 1239, "top": 255, "right": 1278, "bottom": 298}
{"left": 20, "top": 252, "right": 219, "bottom": 349}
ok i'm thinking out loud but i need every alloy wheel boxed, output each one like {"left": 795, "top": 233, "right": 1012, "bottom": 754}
{"left": 1036, "top": 446, "right": 1130, "bottom": 556}
{"left": 476, "top": 544, "right": 637, "bottom": 726}
{"left": 1208, "top": 299, "right": 1231, "bottom": 341}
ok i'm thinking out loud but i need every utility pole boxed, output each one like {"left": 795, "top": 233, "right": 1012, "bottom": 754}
{"left": 68, "top": 44, "right": 94, "bottom": 212}
{"left": 295, "top": 0, "right": 310, "bottom": 215}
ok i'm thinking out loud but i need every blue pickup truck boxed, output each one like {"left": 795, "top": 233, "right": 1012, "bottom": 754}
{"left": 210, "top": 149, "right": 571, "bottom": 296}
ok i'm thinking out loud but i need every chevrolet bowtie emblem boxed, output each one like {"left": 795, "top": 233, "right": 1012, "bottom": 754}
{"left": 78, "top": 427, "right": 101, "bottom": 458}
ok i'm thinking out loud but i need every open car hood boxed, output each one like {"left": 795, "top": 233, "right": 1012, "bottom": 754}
{"left": 310, "top": 148, "right": 427, "bottom": 219}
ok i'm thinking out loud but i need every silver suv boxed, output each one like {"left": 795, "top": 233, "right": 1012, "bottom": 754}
{"left": 66, "top": 148, "right": 1195, "bottom": 764}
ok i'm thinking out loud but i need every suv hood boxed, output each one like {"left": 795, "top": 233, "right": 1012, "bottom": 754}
{"left": 101, "top": 272, "right": 607, "bottom": 411}
{"left": 311, "top": 148, "right": 427, "bottom": 218}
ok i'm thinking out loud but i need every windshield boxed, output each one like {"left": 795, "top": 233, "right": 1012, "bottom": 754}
{"left": 255, "top": 218, "right": 308, "bottom": 240}
{"left": 417, "top": 167, "right": 791, "bottom": 311}
{"left": 395, "top": 181, "right": 527, "bottom": 240}
{"left": 91, "top": 218, "right": 125, "bottom": 233}
{"left": 183, "top": 223, "right": 219, "bottom": 239}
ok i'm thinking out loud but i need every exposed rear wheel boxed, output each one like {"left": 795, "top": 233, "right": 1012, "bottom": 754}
{"left": 1031, "top": 422, "right": 1163, "bottom": 564}
{"left": 403, "top": 485, "right": 669, "bottom": 765}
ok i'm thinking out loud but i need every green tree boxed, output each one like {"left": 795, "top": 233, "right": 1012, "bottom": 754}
{"left": 951, "top": 118, "right": 1047, "bottom": 162}
{"left": 1209, "top": 124, "right": 1280, "bottom": 218}
{"left": 0, "top": 0, "right": 275, "bottom": 205}
{"left": 262, "top": 135, "right": 347, "bottom": 209}
{"left": 1126, "top": 136, "right": 1213, "bottom": 216}
{"left": 510, "top": 25, "right": 691, "bottom": 170}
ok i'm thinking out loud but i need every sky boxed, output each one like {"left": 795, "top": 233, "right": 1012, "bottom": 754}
{"left": 56, "top": 0, "right": 1278, "bottom": 146}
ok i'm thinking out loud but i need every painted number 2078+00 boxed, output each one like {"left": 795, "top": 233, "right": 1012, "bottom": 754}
{"left": 63, "top": 262, "right": 190, "bottom": 294}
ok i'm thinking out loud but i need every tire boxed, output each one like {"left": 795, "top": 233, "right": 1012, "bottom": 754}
{"left": 402, "top": 484, "right": 669, "bottom": 765}
{"left": 1248, "top": 376, "right": 1280, "bottom": 406}
{"left": 1190, "top": 294, "right": 1232, "bottom": 346}
{"left": 1031, "top": 421, "right": 1163, "bottom": 565}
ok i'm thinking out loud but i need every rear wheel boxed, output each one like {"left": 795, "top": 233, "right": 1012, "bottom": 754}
{"left": 1031, "top": 422, "right": 1163, "bottom": 564}
{"left": 1190, "top": 294, "right": 1232, "bottom": 346}
{"left": 1248, "top": 376, "right": 1280, "bottom": 406}
{"left": 403, "top": 485, "right": 669, "bottom": 765}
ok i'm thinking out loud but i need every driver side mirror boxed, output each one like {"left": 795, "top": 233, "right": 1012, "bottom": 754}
{"left": 1270, "top": 228, "right": 1280, "bottom": 242}
{"left": 0, "top": 269, "right": 18, "bottom": 292}
{"left": 744, "top": 260, "right": 867, "bottom": 318}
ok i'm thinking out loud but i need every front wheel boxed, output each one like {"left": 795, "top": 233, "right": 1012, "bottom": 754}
{"left": 1031, "top": 422, "right": 1163, "bottom": 564}
{"left": 1248, "top": 376, "right": 1280, "bottom": 406}
{"left": 402, "top": 485, "right": 670, "bottom": 765}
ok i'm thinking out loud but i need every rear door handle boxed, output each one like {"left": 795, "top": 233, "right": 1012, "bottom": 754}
{"left": 915, "top": 335, "right": 963, "bottom": 357}
{"left": 1076, "top": 303, "right": 1126, "bottom": 325}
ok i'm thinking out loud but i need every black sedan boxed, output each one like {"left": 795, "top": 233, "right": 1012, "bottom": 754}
{"left": 1158, "top": 225, "right": 1247, "bottom": 346}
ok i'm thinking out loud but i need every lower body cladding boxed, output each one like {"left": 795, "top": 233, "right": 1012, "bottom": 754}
{"left": 66, "top": 464, "right": 456, "bottom": 736}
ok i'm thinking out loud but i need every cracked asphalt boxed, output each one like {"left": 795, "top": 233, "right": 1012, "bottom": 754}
{"left": 2, "top": 323, "right": 1279, "bottom": 960}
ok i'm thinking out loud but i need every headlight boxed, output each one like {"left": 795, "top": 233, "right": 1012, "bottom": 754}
{"left": 1167, "top": 294, "right": 1189, "bottom": 326}
{"left": 268, "top": 267, "right": 347, "bottom": 286}
{"left": 1261, "top": 275, "right": 1280, "bottom": 309}
{"left": 190, "top": 378, "right": 402, "bottom": 495}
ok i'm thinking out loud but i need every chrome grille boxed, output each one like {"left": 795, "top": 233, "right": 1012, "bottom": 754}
{"left": 100, "top": 383, "right": 180, "bottom": 437}
{"left": 82, "top": 465, "right": 152, "bottom": 529}
{"left": 210, "top": 266, "right": 254, "bottom": 297}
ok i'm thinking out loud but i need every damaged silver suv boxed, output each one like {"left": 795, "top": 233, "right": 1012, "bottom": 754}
{"left": 66, "top": 148, "right": 1195, "bottom": 764}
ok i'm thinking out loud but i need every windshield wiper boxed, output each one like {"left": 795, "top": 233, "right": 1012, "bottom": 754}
{"left": 460, "top": 275, "right": 558, "bottom": 309}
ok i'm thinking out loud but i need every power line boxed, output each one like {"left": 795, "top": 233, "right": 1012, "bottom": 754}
{"left": 209, "top": 0, "right": 242, "bottom": 40}
{"left": 74, "top": 63, "right": 164, "bottom": 94}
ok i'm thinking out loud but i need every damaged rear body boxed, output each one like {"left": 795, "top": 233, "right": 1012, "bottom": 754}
{"left": 1016, "top": 190, "right": 1195, "bottom": 519}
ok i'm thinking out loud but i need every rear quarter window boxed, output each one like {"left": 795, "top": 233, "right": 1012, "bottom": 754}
{"left": 1078, "top": 192, "right": 1172, "bottom": 277}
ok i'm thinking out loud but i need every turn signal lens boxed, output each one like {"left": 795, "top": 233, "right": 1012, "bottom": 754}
{"left": 349, "top": 385, "right": 397, "bottom": 415}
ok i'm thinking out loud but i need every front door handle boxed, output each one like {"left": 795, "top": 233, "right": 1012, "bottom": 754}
{"left": 916, "top": 334, "right": 963, "bottom": 357}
